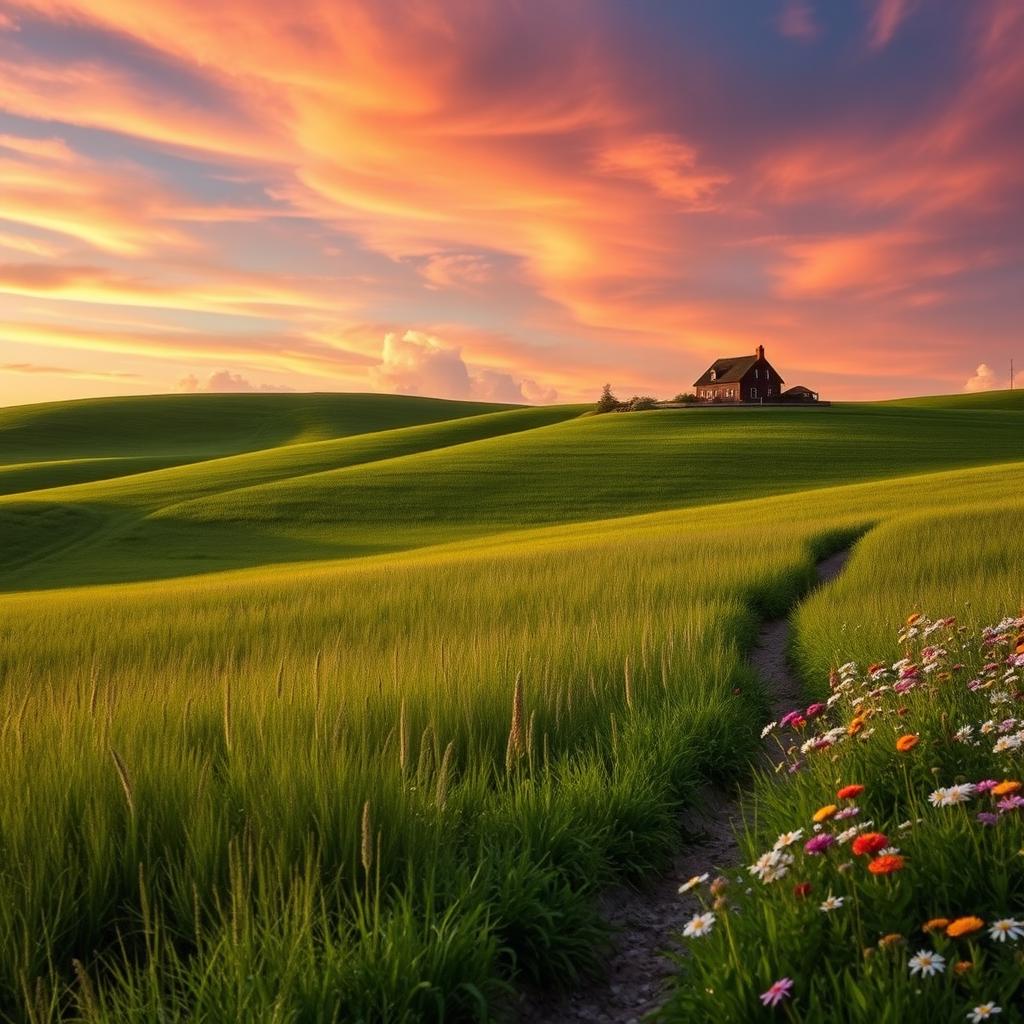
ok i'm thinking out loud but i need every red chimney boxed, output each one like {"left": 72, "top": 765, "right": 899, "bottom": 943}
{"left": 756, "top": 344, "right": 765, "bottom": 360}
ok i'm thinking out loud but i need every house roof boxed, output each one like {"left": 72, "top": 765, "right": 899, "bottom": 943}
{"left": 693, "top": 355, "right": 758, "bottom": 387}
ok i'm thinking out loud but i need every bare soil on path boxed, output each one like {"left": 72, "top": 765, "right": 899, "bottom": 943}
{"left": 511, "top": 549, "right": 850, "bottom": 1024}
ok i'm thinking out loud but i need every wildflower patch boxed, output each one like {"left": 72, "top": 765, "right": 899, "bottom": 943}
{"left": 657, "top": 615, "right": 1024, "bottom": 1022}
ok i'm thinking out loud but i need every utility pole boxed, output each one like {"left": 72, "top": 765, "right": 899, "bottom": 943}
{"left": 1012, "top": 358, "right": 1015, "bottom": 391}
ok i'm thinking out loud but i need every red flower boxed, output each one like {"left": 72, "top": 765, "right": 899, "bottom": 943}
{"left": 837, "top": 784, "right": 864, "bottom": 800}
{"left": 793, "top": 882, "right": 812, "bottom": 898}
{"left": 851, "top": 832, "right": 888, "bottom": 857}
{"left": 868, "top": 854, "right": 905, "bottom": 875}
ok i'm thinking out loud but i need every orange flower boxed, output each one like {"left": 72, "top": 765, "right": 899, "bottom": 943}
{"left": 848, "top": 718, "right": 865, "bottom": 736}
{"left": 851, "top": 832, "right": 889, "bottom": 856}
{"left": 992, "top": 781, "right": 1022, "bottom": 796}
{"left": 906, "top": 612, "right": 922, "bottom": 626}
{"left": 923, "top": 918, "right": 950, "bottom": 933}
{"left": 879, "top": 933, "right": 904, "bottom": 948}
{"left": 953, "top": 960, "right": 973, "bottom": 975}
{"left": 946, "top": 916, "right": 984, "bottom": 938}
{"left": 813, "top": 804, "right": 838, "bottom": 823}
{"left": 895, "top": 734, "right": 919, "bottom": 752}
{"left": 868, "top": 854, "right": 905, "bottom": 875}
{"left": 837, "top": 784, "right": 864, "bottom": 800}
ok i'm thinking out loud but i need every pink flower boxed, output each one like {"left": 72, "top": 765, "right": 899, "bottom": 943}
{"left": 779, "top": 710, "right": 802, "bottom": 728}
{"left": 760, "top": 977, "right": 794, "bottom": 1008}
{"left": 834, "top": 806, "right": 860, "bottom": 820}
{"left": 804, "top": 834, "right": 835, "bottom": 855}
{"left": 976, "top": 812, "right": 1000, "bottom": 826}
{"left": 805, "top": 702, "right": 826, "bottom": 718}
{"left": 997, "top": 795, "right": 1024, "bottom": 812}
{"left": 976, "top": 780, "right": 999, "bottom": 793}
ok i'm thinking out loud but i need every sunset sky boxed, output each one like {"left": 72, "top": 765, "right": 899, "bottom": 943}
{"left": 0, "top": 0, "right": 1021, "bottom": 406}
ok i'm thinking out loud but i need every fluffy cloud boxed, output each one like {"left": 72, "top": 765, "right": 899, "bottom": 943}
{"left": 176, "top": 370, "right": 295, "bottom": 393}
{"left": 371, "top": 330, "right": 557, "bottom": 404}
{"left": 963, "top": 363, "right": 1003, "bottom": 393}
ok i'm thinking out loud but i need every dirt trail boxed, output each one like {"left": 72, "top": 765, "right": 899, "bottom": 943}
{"left": 511, "top": 549, "right": 850, "bottom": 1024}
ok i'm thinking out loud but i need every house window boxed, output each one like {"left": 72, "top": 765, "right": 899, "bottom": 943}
{"left": 751, "top": 387, "right": 758, "bottom": 399}
{"left": 754, "top": 369, "right": 759, "bottom": 379}
{"left": 767, "top": 387, "right": 773, "bottom": 397}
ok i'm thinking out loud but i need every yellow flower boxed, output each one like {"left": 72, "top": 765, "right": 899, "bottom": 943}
{"left": 813, "top": 804, "right": 838, "bottom": 823}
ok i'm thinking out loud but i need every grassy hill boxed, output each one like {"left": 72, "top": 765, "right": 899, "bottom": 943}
{"left": 2, "top": 393, "right": 1023, "bottom": 589}
{"left": 1, "top": 388, "right": 1023, "bottom": 1022}
{"left": 0, "top": 392, "right": 515, "bottom": 495}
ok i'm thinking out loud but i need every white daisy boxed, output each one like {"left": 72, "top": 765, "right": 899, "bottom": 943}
{"left": 682, "top": 911, "right": 716, "bottom": 938}
{"left": 678, "top": 873, "right": 709, "bottom": 894}
{"left": 773, "top": 829, "right": 804, "bottom": 850}
{"left": 908, "top": 949, "right": 945, "bottom": 977}
{"left": 748, "top": 850, "right": 794, "bottom": 884}
{"left": 988, "top": 918, "right": 1024, "bottom": 943}
{"left": 968, "top": 1003, "right": 1002, "bottom": 1023}
{"left": 819, "top": 894, "right": 844, "bottom": 912}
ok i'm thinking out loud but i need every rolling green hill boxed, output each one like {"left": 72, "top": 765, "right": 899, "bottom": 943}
{"left": 2, "top": 394, "right": 1023, "bottom": 589}
{"left": 0, "top": 392, "right": 516, "bottom": 495}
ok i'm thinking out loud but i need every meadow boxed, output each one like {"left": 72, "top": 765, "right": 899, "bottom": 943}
{"left": 1, "top": 391, "right": 1023, "bottom": 1021}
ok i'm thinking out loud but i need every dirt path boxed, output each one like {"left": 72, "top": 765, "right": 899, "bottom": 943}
{"left": 510, "top": 549, "right": 850, "bottom": 1024}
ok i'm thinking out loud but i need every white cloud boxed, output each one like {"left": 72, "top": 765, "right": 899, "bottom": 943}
{"left": 963, "top": 363, "right": 1003, "bottom": 393}
{"left": 370, "top": 329, "right": 557, "bottom": 404}
{"left": 176, "top": 369, "right": 294, "bottom": 393}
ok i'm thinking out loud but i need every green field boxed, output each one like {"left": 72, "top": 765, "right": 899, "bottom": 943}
{"left": 1, "top": 391, "right": 1023, "bottom": 1021}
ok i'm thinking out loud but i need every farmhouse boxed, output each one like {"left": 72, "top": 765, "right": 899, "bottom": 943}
{"left": 693, "top": 345, "right": 782, "bottom": 403}
{"left": 689, "top": 346, "right": 822, "bottom": 404}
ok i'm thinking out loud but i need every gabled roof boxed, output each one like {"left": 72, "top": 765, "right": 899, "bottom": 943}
{"left": 693, "top": 355, "right": 758, "bottom": 387}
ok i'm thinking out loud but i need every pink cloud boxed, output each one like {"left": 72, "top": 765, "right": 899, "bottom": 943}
{"left": 177, "top": 369, "right": 295, "bottom": 393}
{"left": 778, "top": 1, "right": 819, "bottom": 41}
{"left": 867, "top": 0, "right": 920, "bottom": 51}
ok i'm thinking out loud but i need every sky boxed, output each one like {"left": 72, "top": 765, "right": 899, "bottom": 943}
{"left": 0, "top": 0, "right": 1022, "bottom": 407}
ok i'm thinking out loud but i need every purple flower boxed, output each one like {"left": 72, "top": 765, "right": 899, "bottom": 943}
{"left": 760, "top": 977, "right": 794, "bottom": 1008}
{"left": 997, "top": 795, "right": 1024, "bottom": 813}
{"left": 834, "top": 806, "right": 860, "bottom": 820}
{"left": 893, "top": 680, "right": 917, "bottom": 694}
{"left": 804, "top": 834, "right": 835, "bottom": 855}
{"left": 976, "top": 812, "right": 1000, "bottom": 826}
{"left": 976, "top": 779, "right": 999, "bottom": 793}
